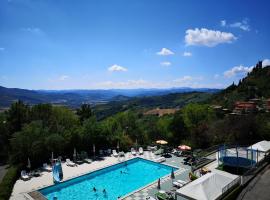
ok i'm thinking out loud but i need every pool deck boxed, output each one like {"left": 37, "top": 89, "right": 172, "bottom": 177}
{"left": 10, "top": 151, "right": 190, "bottom": 200}
{"left": 122, "top": 155, "right": 191, "bottom": 200}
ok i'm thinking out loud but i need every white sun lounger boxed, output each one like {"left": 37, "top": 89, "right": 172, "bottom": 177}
{"left": 139, "top": 147, "right": 144, "bottom": 155}
{"left": 43, "top": 163, "right": 52, "bottom": 172}
{"left": 66, "top": 159, "right": 76, "bottom": 167}
{"left": 172, "top": 180, "right": 187, "bottom": 188}
{"left": 131, "top": 148, "right": 137, "bottom": 156}
{"left": 84, "top": 158, "right": 92, "bottom": 163}
{"left": 154, "top": 157, "right": 166, "bottom": 163}
{"left": 21, "top": 170, "right": 30, "bottom": 181}
{"left": 112, "top": 150, "right": 118, "bottom": 157}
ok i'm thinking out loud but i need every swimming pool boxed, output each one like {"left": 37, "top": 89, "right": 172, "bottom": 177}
{"left": 39, "top": 158, "right": 177, "bottom": 200}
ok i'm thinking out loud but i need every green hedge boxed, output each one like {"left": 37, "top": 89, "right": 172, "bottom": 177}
{"left": 0, "top": 165, "right": 20, "bottom": 200}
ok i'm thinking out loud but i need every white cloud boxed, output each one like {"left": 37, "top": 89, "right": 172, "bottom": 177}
{"left": 262, "top": 59, "right": 270, "bottom": 67}
{"left": 183, "top": 51, "right": 192, "bottom": 57}
{"left": 160, "top": 61, "right": 171, "bottom": 67}
{"left": 59, "top": 75, "right": 69, "bottom": 81}
{"left": 22, "top": 27, "right": 44, "bottom": 35}
{"left": 173, "top": 75, "right": 203, "bottom": 83}
{"left": 224, "top": 59, "right": 270, "bottom": 78}
{"left": 185, "top": 28, "right": 237, "bottom": 47}
{"left": 0, "top": 47, "right": 5, "bottom": 51}
{"left": 157, "top": 48, "right": 174, "bottom": 56}
{"left": 94, "top": 76, "right": 208, "bottom": 89}
{"left": 220, "top": 20, "right": 226, "bottom": 27}
{"left": 221, "top": 19, "right": 250, "bottom": 31}
{"left": 108, "top": 64, "right": 128, "bottom": 72}
{"left": 230, "top": 19, "right": 250, "bottom": 31}
{"left": 224, "top": 65, "right": 253, "bottom": 78}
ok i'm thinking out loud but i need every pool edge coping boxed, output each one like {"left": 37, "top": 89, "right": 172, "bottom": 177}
{"left": 28, "top": 155, "right": 179, "bottom": 199}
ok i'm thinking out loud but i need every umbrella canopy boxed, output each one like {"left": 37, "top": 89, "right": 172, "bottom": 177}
{"left": 93, "top": 144, "right": 95, "bottom": 153}
{"left": 157, "top": 178, "right": 161, "bottom": 189}
{"left": 171, "top": 168, "right": 175, "bottom": 179}
{"left": 178, "top": 145, "right": 191, "bottom": 151}
{"left": 27, "top": 158, "right": 31, "bottom": 169}
{"left": 73, "top": 148, "right": 77, "bottom": 161}
{"left": 156, "top": 140, "right": 168, "bottom": 145}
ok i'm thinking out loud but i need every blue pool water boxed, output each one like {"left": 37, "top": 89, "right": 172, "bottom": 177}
{"left": 40, "top": 158, "right": 177, "bottom": 200}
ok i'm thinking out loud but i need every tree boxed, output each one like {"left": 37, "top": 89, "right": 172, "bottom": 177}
{"left": 169, "top": 111, "right": 187, "bottom": 145}
{"left": 5, "top": 100, "right": 30, "bottom": 133}
{"left": 76, "top": 104, "right": 92, "bottom": 123}
{"left": 182, "top": 103, "right": 214, "bottom": 130}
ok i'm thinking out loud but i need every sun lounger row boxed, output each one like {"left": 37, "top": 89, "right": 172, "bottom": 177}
{"left": 172, "top": 179, "right": 187, "bottom": 188}
{"left": 154, "top": 156, "right": 166, "bottom": 163}
{"left": 66, "top": 159, "right": 76, "bottom": 167}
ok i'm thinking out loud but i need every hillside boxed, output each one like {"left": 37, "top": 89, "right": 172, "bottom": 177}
{"left": 211, "top": 61, "right": 270, "bottom": 108}
{"left": 93, "top": 92, "right": 213, "bottom": 119}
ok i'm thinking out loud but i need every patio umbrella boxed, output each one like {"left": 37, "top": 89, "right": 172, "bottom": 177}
{"left": 27, "top": 158, "right": 31, "bottom": 169}
{"left": 73, "top": 148, "right": 77, "bottom": 161}
{"left": 157, "top": 178, "right": 161, "bottom": 189}
{"left": 135, "top": 139, "right": 138, "bottom": 151}
{"left": 156, "top": 140, "right": 168, "bottom": 145}
{"left": 51, "top": 152, "right": 54, "bottom": 164}
{"left": 93, "top": 144, "right": 96, "bottom": 159}
{"left": 171, "top": 168, "right": 175, "bottom": 179}
{"left": 178, "top": 145, "right": 191, "bottom": 151}
{"left": 117, "top": 141, "right": 120, "bottom": 152}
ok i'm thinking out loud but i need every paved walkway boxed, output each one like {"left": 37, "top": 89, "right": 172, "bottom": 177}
{"left": 238, "top": 165, "right": 270, "bottom": 200}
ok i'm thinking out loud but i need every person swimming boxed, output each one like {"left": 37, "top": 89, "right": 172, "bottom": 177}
{"left": 93, "top": 187, "right": 97, "bottom": 192}
{"left": 103, "top": 189, "right": 106, "bottom": 193}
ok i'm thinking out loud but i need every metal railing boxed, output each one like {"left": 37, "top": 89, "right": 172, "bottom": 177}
{"left": 222, "top": 177, "right": 241, "bottom": 194}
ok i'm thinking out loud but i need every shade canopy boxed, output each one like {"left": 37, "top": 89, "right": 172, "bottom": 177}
{"left": 176, "top": 172, "right": 238, "bottom": 200}
{"left": 156, "top": 140, "right": 168, "bottom": 145}
{"left": 247, "top": 140, "right": 270, "bottom": 152}
{"left": 178, "top": 145, "right": 191, "bottom": 150}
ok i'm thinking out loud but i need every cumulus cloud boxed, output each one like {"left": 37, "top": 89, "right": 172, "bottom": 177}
{"left": 185, "top": 28, "right": 237, "bottom": 47}
{"left": 156, "top": 48, "right": 174, "bottom": 56}
{"left": 183, "top": 51, "right": 192, "bottom": 57}
{"left": 220, "top": 19, "right": 250, "bottom": 31}
{"left": 160, "top": 61, "right": 171, "bottom": 67}
{"left": 262, "top": 59, "right": 270, "bottom": 67}
{"left": 108, "top": 64, "right": 128, "bottom": 72}
{"left": 224, "top": 59, "right": 270, "bottom": 78}
{"left": 224, "top": 65, "right": 253, "bottom": 78}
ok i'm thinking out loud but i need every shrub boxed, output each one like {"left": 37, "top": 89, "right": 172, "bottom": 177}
{"left": 0, "top": 165, "right": 21, "bottom": 200}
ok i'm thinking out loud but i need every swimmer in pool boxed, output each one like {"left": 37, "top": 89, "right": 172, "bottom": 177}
{"left": 93, "top": 187, "right": 97, "bottom": 192}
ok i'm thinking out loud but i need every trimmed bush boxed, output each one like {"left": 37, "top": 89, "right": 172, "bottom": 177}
{"left": 0, "top": 165, "right": 20, "bottom": 200}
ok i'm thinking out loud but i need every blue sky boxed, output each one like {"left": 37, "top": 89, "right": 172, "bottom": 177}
{"left": 0, "top": 0, "right": 270, "bottom": 90}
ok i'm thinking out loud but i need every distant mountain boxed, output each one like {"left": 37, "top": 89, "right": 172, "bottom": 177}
{"left": 0, "top": 86, "right": 220, "bottom": 108}
{"left": 211, "top": 61, "right": 270, "bottom": 108}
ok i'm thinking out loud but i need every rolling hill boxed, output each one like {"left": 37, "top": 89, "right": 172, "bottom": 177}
{"left": 211, "top": 61, "right": 270, "bottom": 108}
{"left": 0, "top": 86, "right": 219, "bottom": 108}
